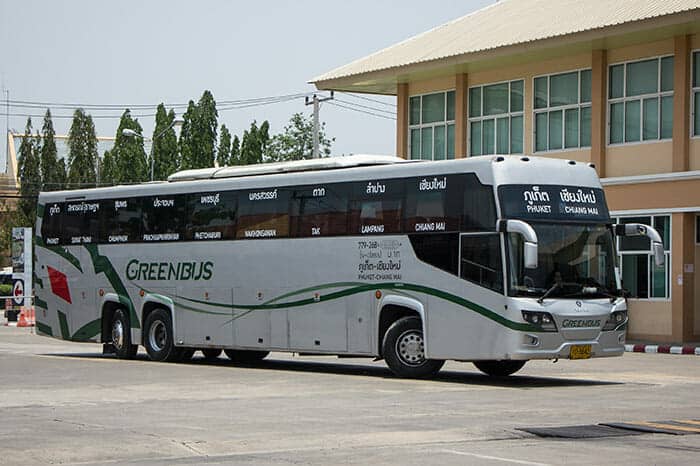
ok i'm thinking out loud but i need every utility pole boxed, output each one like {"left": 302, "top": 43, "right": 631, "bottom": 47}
{"left": 4, "top": 87, "right": 8, "bottom": 174}
{"left": 305, "top": 91, "right": 333, "bottom": 158}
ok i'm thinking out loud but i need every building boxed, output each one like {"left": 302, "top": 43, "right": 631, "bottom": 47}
{"left": 311, "top": 0, "right": 700, "bottom": 343}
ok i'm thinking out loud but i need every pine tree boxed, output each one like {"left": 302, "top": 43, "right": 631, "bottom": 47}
{"left": 67, "top": 109, "right": 98, "bottom": 188}
{"left": 217, "top": 124, "right": 232, "bottom": 166}
{"left": 55, "top": 158, "right": 67, "bottom": 189}
{"left": 192, "top": 90, "right": 218, "bottom": 169}
{"left": 231, "top": 135, "right": 241, "bottom": 165}
{"left": 178, "top": 100, "right": 196, "bottom": 170}
{"left": 239, "top": 120, "right": 270, "bottom": 165}
{"left": 100, "top": 149, "right": 116, "bottom": 186}
{"left": 40, "top": 109, "right": 61, "bottom": 191}
{"left": 151, "top": 105, "right": 179, "bottom": 180}
{"left": 112, "top": 109, "right": 147, "bottom": 183}
{"left": 17, "top": 118, "right": 42, "bottom": 220}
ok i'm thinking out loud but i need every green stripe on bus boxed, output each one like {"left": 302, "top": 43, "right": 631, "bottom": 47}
{"left": 57, "top": 310, "right": 70, "bottom": 340}
{"left": 34, "top": 296, "right": 48, "bottom": 310}
{"left": 71, "top": 318, "right": 102, "bottom": 341}
{"left": 36, "top": 321, "right": 53, "bottom": 336}
{"left": 84, "top": 244, "right": 140, "bottom": 329}
{"left": 35, "top": 237, "right": 83, "bottom": 273}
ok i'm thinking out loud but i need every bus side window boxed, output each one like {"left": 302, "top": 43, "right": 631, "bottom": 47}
{"left": 63, "top": 201, "right": 100, "bottom": 245}
{"left": 141, "top": 194, "right": 187, "bottom": 242}
{"left": 41, "top": 203, "right": 63, "bottom": 246}
{"left": 460, "top": 233, "right": 503, "bottom": 292}
{"left": 349, "top": 179, "right": 403, "bottom": 235}
{"left": 185, "top": 191, "right": 237, "bottom": 241}
{"left": 404, "top": 175, "right": 460, "bottom": 233}
{"left": 237, "top": 188, "right": 290, "bottom": 239}
{"left": 462, "top": 175, "right": 496, "bottom": 232}
{"left": 99, "top": 198, "right": 141, "bottom": 244}
{"left": 291, "top": 184, "right": 348, "bottom": 238}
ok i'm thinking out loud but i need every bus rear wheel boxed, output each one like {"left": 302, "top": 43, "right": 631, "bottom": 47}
{"left": 143, "top": 308, "right": 181, "bottom": 362}
{"left": 110, "top": 308, "right": 138, "bottom": 359}
{"left": 473, "top": 360, "right": 526, "bottom": 377}
{"left": 201, "top": 348, "right": 222, "bottom": 361}
{"left": 224, "top": 349, "right": 269, "bottom": 363}
{"left": 382, "top": 316, "right": 444, "bottom": 378}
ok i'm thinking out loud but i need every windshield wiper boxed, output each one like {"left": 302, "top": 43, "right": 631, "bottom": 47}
{"left": 537, "top": 282, "right": 562, "bottom": 304}
{"left": 537, "top": 281, "right": 588, "bottom": 304}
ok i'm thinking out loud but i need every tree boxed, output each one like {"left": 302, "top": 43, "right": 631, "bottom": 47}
{"left": 55, "top": 158, "right": 67, "bottom": 189}
{"left": 151, "top": 105, "right": 179, "bottom": 180}
{"left": 111, "top": 109, "right": 147, "bottom": 183}
{"left": 239, "top": 120, "right": 270, "bottom": 165}
{"left": 265, "top": 113, "right": 333, "bottom": 162}
{"left": 66, "top": 109, "right": 98, "bottom": 188}
{"left": 179, "top": 90, "right": 218, "bottom": 170}
{"left": 40, "top": 109, "right": 61, "bottom": 191}
{"left": 178, "top": 100, "right": 196, "bottom": 170}
{"left": 100, "top": 149, "right": 116, "bottom": 186}
{"left": 230, "top": 135, "right": 241, "bottom": 165}
{"left": 217, "top": 124, "right": 232, "bottom": 166}
{"left": 16, "top": 118, "right": 42, "bottom": 220}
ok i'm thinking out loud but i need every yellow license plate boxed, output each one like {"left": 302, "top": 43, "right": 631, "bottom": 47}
{"left": 570, "top": 344, "right": 592, "bottom": 360}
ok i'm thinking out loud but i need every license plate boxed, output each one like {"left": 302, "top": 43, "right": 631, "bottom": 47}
{"left": 570, "top": 344, "right": 592, "bottom": 360}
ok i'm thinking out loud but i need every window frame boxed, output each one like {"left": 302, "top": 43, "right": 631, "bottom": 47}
{"left": 690, "top": 49, "right": 700, "bottom": 139}
{"left": 532, "top": 68, "right": 593, "bottom": 154}
{"left": 467, "top": 78, "right": 525, "bottom": 156}
{"left": 613, "top": 214, "right": 672, "bottom": 301}
{"left": 607, "top": 54, "right": 674, "bottom": 147}
{"left": 408, "top": 90, "right": 456, "bottom": 161}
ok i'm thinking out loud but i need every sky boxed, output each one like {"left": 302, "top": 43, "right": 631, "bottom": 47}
{"left": 0, "top": 0, "right": 493, "bottom": 171}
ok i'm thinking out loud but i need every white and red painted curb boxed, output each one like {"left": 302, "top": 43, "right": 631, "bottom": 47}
{"left": 625, "top": 344, "right": 700, "bottom": 355}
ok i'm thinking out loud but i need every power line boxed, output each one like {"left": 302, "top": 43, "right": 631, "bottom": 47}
{"left": 333, "top": 98, "right": 396, "bottom": 115}
{"left": 327, "top": 101, "right": 396, "bottom": 121}
{"left": 339, "top": 91, "right": 397, "bottom": 108}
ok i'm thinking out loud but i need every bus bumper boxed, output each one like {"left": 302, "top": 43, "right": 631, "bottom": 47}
{"left": 507, "top": 330, "right": 626, "bottom": 360}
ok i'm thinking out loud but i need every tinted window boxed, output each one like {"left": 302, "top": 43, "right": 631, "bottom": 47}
{"left": 99, "top": 198, "right": 141, "bottom": 243}
{"left": 142, "top": 194, "right": 187, "bottom": 242}
{"left": 404, "top": 175, "right": 461, "bottom": 233}
{"left": 461, "top": 233, "right": 503, "bottom": 292}
{"left": 291, "top": 184, "right": 348, "bottom": 237}
{"left": 463, "top": 175, "right": 496, "bottom": 231}
{"left": 185, "top": 191, "right": 237, "bottom": 241}
{"left": 41, "top": 203, "right": 63, "bottom": 246}
{"left": 349, "top": 179, "right": 403, "bottom": 235}
{"left": 63, "top": 200, "right": 100, "bottom": 244}
{"left": 237, "top": 188, "right": 290, "bottom": 239}
{"left": 409, "top": 233, "right": 460, "bottom": 275}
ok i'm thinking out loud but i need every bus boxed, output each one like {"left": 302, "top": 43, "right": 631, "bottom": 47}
{"left": 34, "top": 154, "right": 664, "bottom": 378}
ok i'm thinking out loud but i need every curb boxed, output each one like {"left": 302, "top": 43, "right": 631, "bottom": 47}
{"left": 625, "top": 344, "right": 700, "bottom": 355}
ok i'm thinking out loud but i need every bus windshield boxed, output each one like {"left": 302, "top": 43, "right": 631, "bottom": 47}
{"left": 507, "top": 223, "right": 617, "bottom": 299}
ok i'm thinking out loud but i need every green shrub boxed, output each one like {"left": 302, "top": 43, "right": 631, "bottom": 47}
{"left": 0, "top": 284, "right": 12, "bottom": 296}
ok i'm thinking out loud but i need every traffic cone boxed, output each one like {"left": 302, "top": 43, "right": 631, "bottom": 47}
{"left": 17, "top": 308, "right": 28, "bottom": 327}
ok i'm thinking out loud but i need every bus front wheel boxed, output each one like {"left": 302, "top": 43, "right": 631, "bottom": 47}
{"left": 473, "top": 360, "right": 526, "bottom": 377}
{"left": 382, "top": 316, "right": 444, "bottom": 378}
{"left": 110, "top": 308, "right": 138, "bottom": 359}
{"left": 143, "top": 308, "right": 181, "bottom": 362}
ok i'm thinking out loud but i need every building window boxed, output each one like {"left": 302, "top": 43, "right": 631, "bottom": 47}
{"left": 608, "top": 56, "right": 673, "bottom": 144}
{"left": 534, "top": 70, "right": 591, "bottom": 152}
{"left": 409, "top": 91, "right": 455, "bottom": 160}
{"left": 468, "top": 80, "right": 524, "bottom": 156}
{"left": 692, "top": 51, "right": 700, "bottom": 137}
{"left": 614, "top": 215, "right": 671, "bottom": 299}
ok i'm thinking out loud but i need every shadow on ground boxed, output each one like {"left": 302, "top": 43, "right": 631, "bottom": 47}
{"left": 39, "top": 352, "right": 622, "bottom": 388}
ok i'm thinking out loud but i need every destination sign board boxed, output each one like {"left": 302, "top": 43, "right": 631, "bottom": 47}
{"left": 498, "top": 185, "right": 610, "bottom": 223}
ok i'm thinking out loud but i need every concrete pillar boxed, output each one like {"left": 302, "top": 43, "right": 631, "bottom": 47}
{"left": 671, "top": 212, "right": 696, "bottom": 342}
{"left": 455, "top": 73, "right": 468, "bottom": 158}
{"left": 673, "top": 34, "right": 690, "bottom": 172}
{"left": 396, "top": 83, "right": 409, "bottom": 159}
{"left": 591, "top": 49, "right": 607, "bottom": 178}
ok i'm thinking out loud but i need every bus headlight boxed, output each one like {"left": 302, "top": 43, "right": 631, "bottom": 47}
{"left": 603, "top": 311, "right": 628, "bottom": 331}
{"left": 522, "top": 311, "right": 557, "bottom": 332}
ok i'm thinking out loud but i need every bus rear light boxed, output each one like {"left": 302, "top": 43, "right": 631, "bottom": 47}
{"left": 375, "top": 290, "right": 382, "bottom": 299}
{"left": 522, "top": 311, "right": 557, "bottom": 332}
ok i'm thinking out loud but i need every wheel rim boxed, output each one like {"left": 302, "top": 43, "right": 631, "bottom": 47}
{"left": 395, "top": 329, "right": 426, "bottom": 366}
{"left": 112, "top": 319, "right": 124, "bottom": 350}
{"left": 148, "top": 319, "right": 168, "bottom": 352}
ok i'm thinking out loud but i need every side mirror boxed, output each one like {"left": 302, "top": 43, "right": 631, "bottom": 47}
{"left": 499, "top": 219, "right": 538, "bottom": 269}
{"left": 614, "top": 223, "right": 665, "bottom": 267}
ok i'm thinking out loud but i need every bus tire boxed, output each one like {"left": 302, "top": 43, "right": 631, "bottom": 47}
{"left": 143, "top": 308, "right": 181, "bottom": 362}
{"left": 201, "top": 348, "right": 222, "bottom": 361}
{"left": 473, "top": 360, "right": 526, "bottom": 377}
{"left": 111, "top": 308, "right": 138, "bottom": 359}
{"left": 382, "top": 316, "right": 444, "bottom": 378}
{"left": 224, "top": 349, "right": 269, "bottom": 363}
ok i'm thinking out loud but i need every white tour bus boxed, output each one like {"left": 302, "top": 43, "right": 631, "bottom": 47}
{"left": 34, "top": 155, "right": 664, "bottom": 378}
